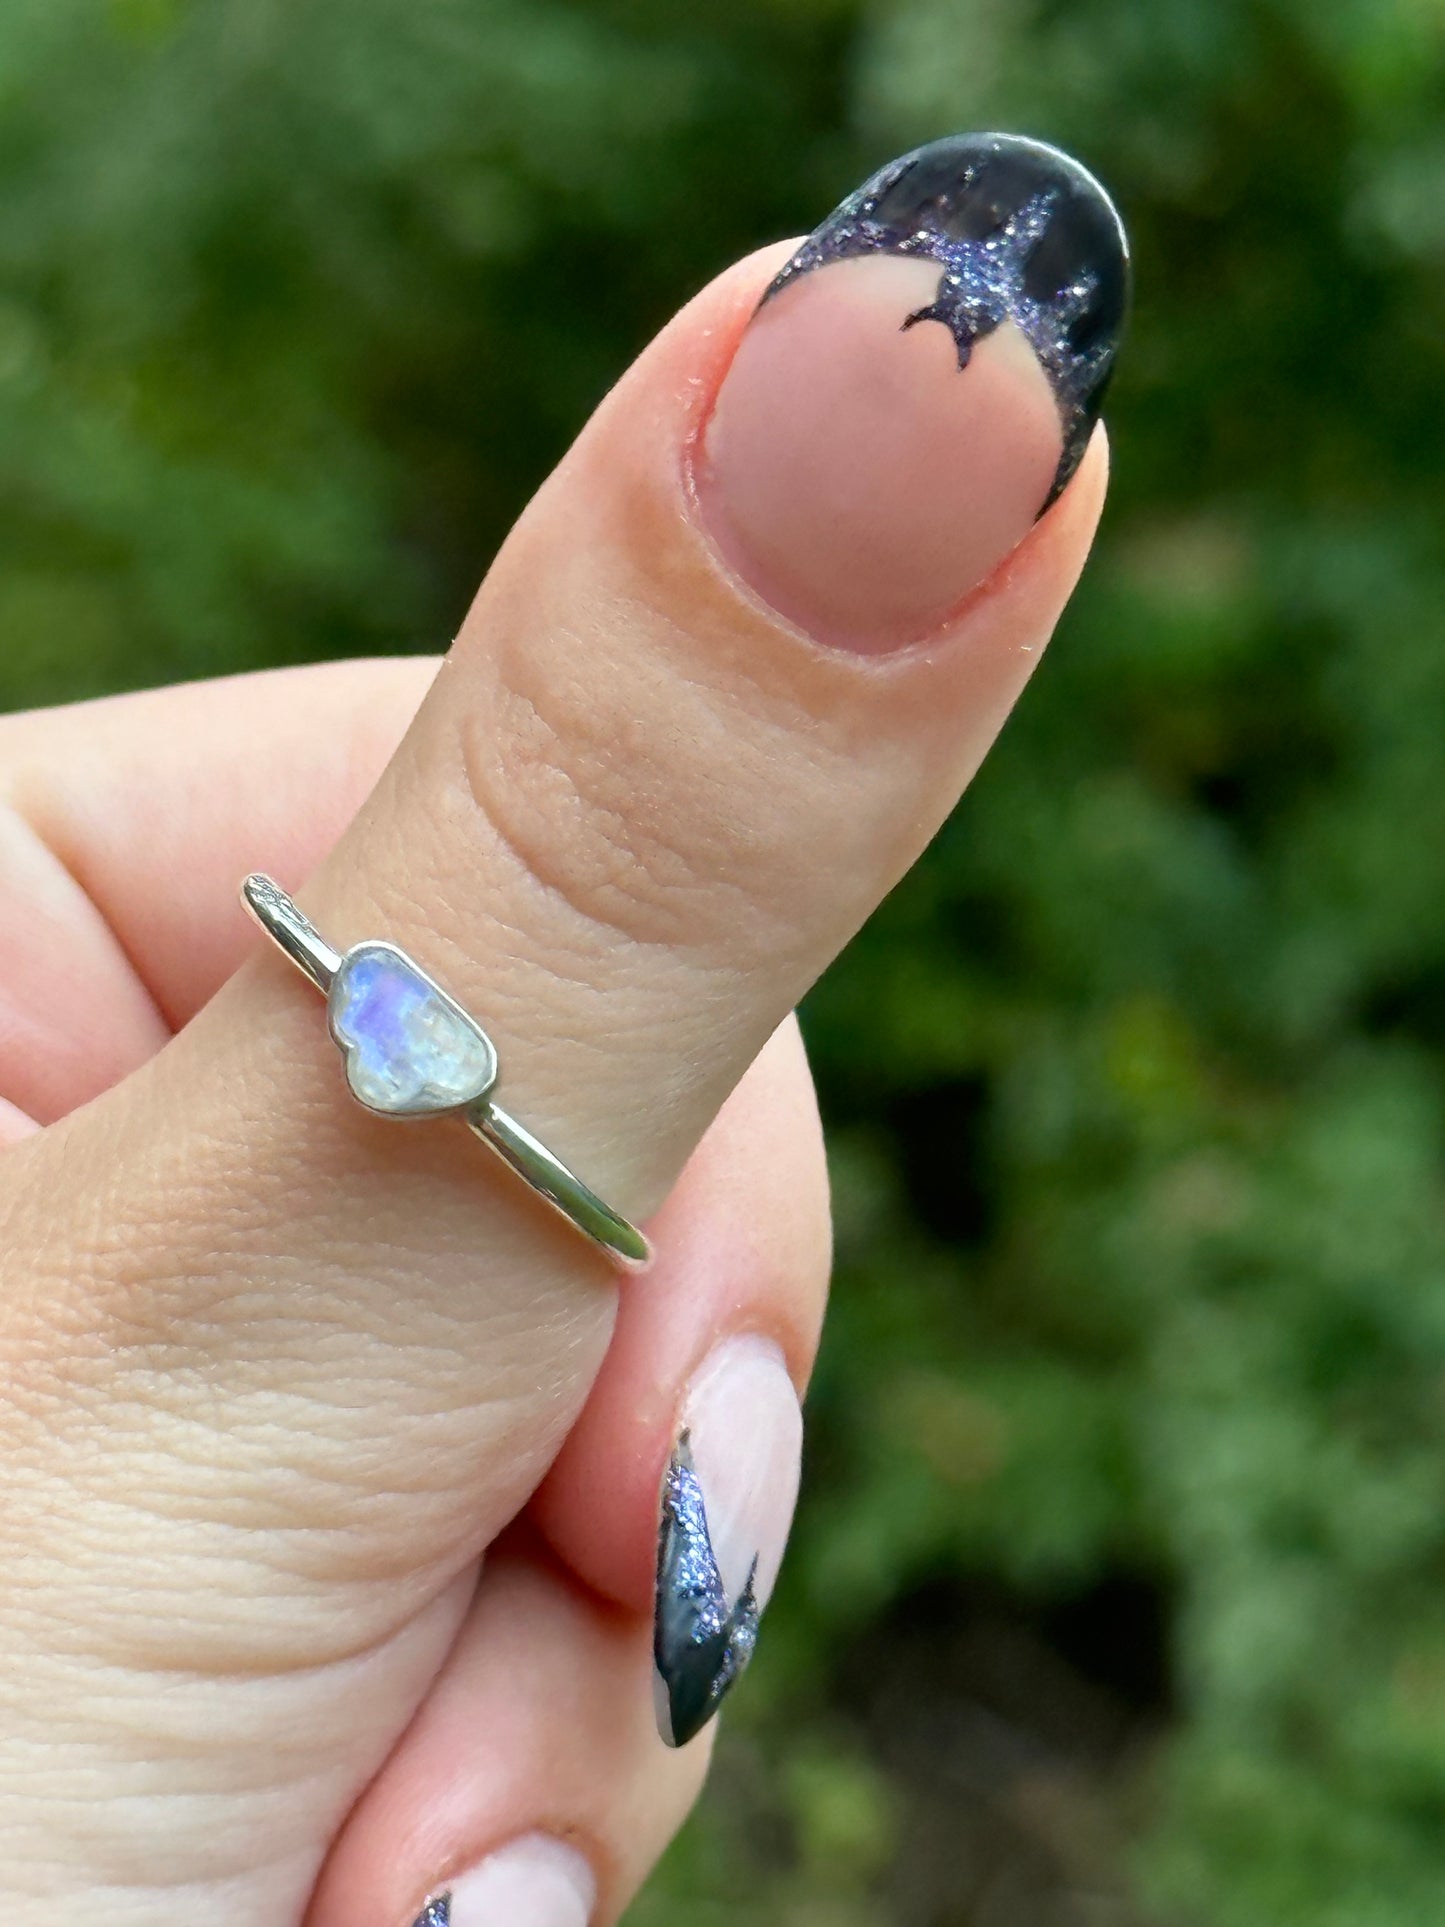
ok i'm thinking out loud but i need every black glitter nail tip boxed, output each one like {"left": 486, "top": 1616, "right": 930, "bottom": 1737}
{"left": 765, "top": 132, "right": 1130, "bottom": 501}
{"left": 411, "top": 1898, "right": 450, "bottom": 1927}
{"left": 652, "top": 1435, "right": 760, "bottom": 1748}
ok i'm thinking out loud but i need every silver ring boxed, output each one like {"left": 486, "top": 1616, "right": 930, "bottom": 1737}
{"left": 241, "top": 874, "right": 651, "bottom": 1271}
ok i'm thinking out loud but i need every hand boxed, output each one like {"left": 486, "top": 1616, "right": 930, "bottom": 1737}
{"left": 0, "top": 134, "right": 1125, "bottom": 1925}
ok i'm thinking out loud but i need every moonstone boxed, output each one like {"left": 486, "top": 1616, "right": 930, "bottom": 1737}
{"left": 328, "top": 944, "right": 497, "bottom": 1116}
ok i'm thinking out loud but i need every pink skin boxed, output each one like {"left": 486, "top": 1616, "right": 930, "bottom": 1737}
{"left": 0, "top": 220, "right": 1109, "bottom": 1922}
{"left": 696, "top": 255, "right": 1065, "bottom": 652}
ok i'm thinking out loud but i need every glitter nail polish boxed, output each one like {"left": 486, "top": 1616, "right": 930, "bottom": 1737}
{"left": 652, "top": 1336, "right": 802, "bottom": 1747}
{"left": 698, "top": 132, "right": 1129, "bottom": 649}
{"left": 763, "top": 132, "right": 1128, "bottom": 503}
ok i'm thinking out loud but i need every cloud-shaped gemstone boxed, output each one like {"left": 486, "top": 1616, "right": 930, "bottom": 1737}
{"left": 328, "top": 943, "right": 497, "bottom": 1116}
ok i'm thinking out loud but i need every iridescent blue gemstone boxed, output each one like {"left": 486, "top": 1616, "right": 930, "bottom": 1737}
{"left": 328, "top": 943, "right": 496, "bottom": 1116}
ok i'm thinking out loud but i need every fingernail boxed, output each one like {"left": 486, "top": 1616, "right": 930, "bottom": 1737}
{"left": 653, "top": 1334, "right": 803, "bottom": 1747}
{"left": 696, "top": 132, "right": 1129, "bottom": 652}
{"left": 411, "top": 1835, "right": 595, "bottom": 1927}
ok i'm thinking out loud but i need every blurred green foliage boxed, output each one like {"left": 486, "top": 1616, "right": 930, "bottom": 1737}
{"left": 4, "top": 0, "right": 1445, "bottom": 1920}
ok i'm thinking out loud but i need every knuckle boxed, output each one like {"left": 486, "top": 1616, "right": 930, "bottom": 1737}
{"left": 445, "top": 627, "right": 801, "bottom": 967}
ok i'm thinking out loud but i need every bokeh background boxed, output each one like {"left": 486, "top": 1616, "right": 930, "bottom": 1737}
{"left": 4, "top": 1, "right": 1445, "bottom": 1920}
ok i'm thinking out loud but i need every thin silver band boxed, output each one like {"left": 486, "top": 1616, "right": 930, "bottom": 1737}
{"left": 242, "top": 874, "right": 651, "bottom": 1271}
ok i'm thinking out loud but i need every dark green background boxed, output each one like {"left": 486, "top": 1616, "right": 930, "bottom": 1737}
{"left": 4, "top": 1, "right": 1445, "bottom": 1920}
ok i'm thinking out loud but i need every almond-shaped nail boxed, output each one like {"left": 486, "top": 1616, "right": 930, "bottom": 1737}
{"left": 653, "top": 1334, "right": 803, "bottom": 1747}
{"left": 411, "top": 1835, "right": 595, "bottom": 1927}
{"left": 695, "top": 132, "right": 1129, "bottom": 652}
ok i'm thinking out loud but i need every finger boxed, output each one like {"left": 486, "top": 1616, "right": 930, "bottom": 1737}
{"left": 0, "top": 1029, "right": 810, "bottom": 1917}
{"left": 533, "top": 1015, "right": 828, "bottom": 1745}
{"left": 260, "top": 134, "right": 1120, "bottom": 1209}
{"left": 307, "top": 1539, "right": 707, "bottom": 1927}
{"left": 16, "top": 121, "right": 1119, "bottom": 1680}
{"left": 321, "top": 1010, "right": 825, "bottom": 1919}
{"left": 0, "top": 658, "right": 432, "bottom": 1122}
{"left": 1, "top": 134, "right": 1126, "bottom": 1889}
{"left": 307, "top": 1024, "right": 827, "bottom": 1921}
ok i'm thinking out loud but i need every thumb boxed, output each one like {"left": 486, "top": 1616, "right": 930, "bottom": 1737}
{"left": 2, "top": 130, "right": 1125, "bottom": 1890}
